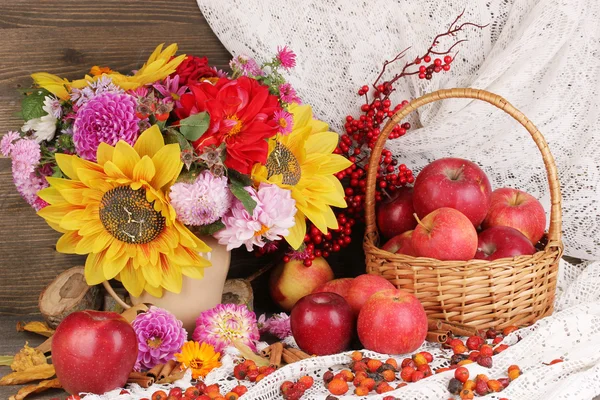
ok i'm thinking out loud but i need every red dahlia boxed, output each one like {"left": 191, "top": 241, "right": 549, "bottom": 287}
{"left": 172, "top": 55, "right": 217, "bottom": 85}
{"left": 177, "top": 76, "right": 281, "bottom": 174}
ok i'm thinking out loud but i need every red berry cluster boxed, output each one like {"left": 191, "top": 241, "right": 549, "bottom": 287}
{"left": 448, "top": 364, "right": 521, "bottom": 399}
{"left": 233, "top": 359, "right": 276, "bottom": 383}
{"left": 145, "top": 382, "right": 246, "bottom": 400}
{"left": 279, "top": 375, "right": 314, "bottom": 400}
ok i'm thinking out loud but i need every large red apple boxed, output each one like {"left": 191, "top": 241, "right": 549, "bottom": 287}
{"left": 482, "top": 187, "right": 546, "bottom": 244}
{"left": 381, "top": 230, "right": 416, "bottom": 256}
{"left": 270, "top": 257, "right": 334, "bottom": 311}
{"left": 475, "top": 226, "right": 536, "bottom": 261}
{"left": 376, "top": 187, "right": 417, "bottom": 239}
{"left": 312, "top": 278, "right": 354, "bottom": 298}
{"left": 358, "top": 289, "right": 428, "bottom": 354}
{"left": 290, "top": 292, "right": 354, "bottom": 355}
{"left": 413, "top": 158, "right": 492, "bottom": 227}
{"left": 346, "top": 274, "right": 395, "bottom": 316}
{"left": 52, "top": 310, "right": 138, "bottom": 395}
{"left": 412, "top": 207, "right": 478, "bottom": 261}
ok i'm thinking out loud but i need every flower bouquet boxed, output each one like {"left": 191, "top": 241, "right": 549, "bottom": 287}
{"left": 1, "top": 43, "right": 351, "bottom": 307}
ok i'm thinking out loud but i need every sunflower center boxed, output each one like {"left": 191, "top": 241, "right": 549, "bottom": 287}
{"left": 254, "top": 224, "right": 269, "bottom": 237}
{"left": 147, "top": 337, "right": 162, "bottom": 349}
{"left": 190, "top": 359, "right": 204, "bottom": 370}
{"left": 99, "top": 186, "right": 165, "bottom": 244}
{"left": 226, "top": 116, "right": 243, "bottom": 137}
{"left": 266, "top": 141, "right": 301, "bottom": 185}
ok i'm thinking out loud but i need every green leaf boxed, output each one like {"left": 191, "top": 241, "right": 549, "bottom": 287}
{"left": 0, "top": 355, "right": 13, "bottom": 366}
{"left": 228, "top": 169, "right": 253, "bottom": 187}
{"left": 51, "top": 165, "right": 65, "bottom": 178}
{"left": 164, "top": 129, "right": 193, "bottom": 152}
{"left": 229, "top": 181, "right": 257, "bottom": 215}
{"left": 21, "top": 89, "right": 51, "bottom": 121}
{"left": 195, "top": 220, "right": 226, "bottom": 236}
{"left": 179, "top": 112, "right": 210, "bottom": 142}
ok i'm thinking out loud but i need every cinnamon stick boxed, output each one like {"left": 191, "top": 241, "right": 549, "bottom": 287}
{"left": 269, "top": 342, "right": 283, "bottom": 366}
{"left": 260, "top": 344, "right": 272, "bottom": 359}
{"left": 286, "top": 347, "right": 311, "bottom": 360}
{"left": 282, "top": 348, "right": 301, "bottom": 364}
{"left": 427, "top": 319, "right": 443, "bottom": 331}
{"left": 146, "top": 363, "right": 165, "bottom": 379}
{"left": 440, "top": 321, "right": 479, "bottom": 337}
{"left": 159, "top": 359, "right": 177, "bottom": 380}
{"left": 426, "top": 330, "right": 448, "bottom": 343}
{"left": 127, "top": 373, "right": 154, "bottom": 388}
{"left": 169, "top": 362, "right": 182, "bottom": 377}
{"left": 157, "top": 366, "right": 186, "bottom": 384}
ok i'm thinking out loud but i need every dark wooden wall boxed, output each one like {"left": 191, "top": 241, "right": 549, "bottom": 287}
{"left": 0, "top": 0, "right": 232, "bottom": 316}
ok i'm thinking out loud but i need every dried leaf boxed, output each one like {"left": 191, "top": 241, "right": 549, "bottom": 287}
{"left": 232, "top": 340, "right": 270, "bottom": 367}
{"left": 0, "top": 356, "right": 14, "bottom": 366}
{"left": 156, "top": 368, "right": 186, "bottom": 384}
{"left": 18, "top": 322, "right": 54, "bottom": 338}
{"left": 10, "top": 343, "right": 47, "bottom": 372}
{"left": 0, "top": 364, "right": 55, "bottom": 386}
{"left": 121, "top": 303, "right": 149, "bottom": 324}
{"left": 9, "top": 378, "right": 61, "bottom": 400}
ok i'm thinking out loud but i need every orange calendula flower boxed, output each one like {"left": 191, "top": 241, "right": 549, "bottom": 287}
{"left": 89, "top": 66, "right": 113, "bottom": 76}
{"left": 175, "top": 341, "right": 221, "bottom": 379}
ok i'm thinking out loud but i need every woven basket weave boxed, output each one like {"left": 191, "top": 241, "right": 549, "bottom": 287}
{"left": 363, "top": 88, "right": 563, "bottom": 330}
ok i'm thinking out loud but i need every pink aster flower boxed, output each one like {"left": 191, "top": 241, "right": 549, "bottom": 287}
{"left": 274, "top": 109, "right": 293, "bottom": 136}
{"left": 2, "top": 136, "right": 48, "bottom": 210}
{"left": 276, "top": 46, "right": 296, "bottom": 70}
{"left": 279, "top": 83, "right": 302, "bottom": 104}
{"left": 258, "top": 313, "right": 292, "bottom": 340}
{"left": 153, "top": 75, "right": 189, "bottom": 106}
{"left": 169, "top": 170, "right": 232, "bottom": 226}
{"left": 73, "top": 92, "right": 140, "bottom": 161}
{"left": 193, "top": 304, "right": 260, "bottom": 353}
{"left": 132, "top": 307, "right": 187, "bottom": 371}
{"left": 229, "top": 55, "right": 264, "bottom": 77}
{"left": 211, "top": 67, "right": 229, "bottom": 78}
{"left": 215, "top": 183, "right": 296, "bottom": 251}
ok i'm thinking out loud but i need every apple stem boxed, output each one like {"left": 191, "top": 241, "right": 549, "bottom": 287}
{"left": 382, "top": 188, "right": 393, "bottom": 200}
{"left": 451, "top": 164, "right": 466, "bottom": 180}
{"left": 413, "top": 213, "right": 427, "bottom": 229}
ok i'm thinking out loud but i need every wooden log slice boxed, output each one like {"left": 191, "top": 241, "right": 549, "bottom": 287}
{"left": 38, "top": 266, "right": 102, "bottom": 328}
{"left": 221, "top": 279, "right": 254, "bottom": 311}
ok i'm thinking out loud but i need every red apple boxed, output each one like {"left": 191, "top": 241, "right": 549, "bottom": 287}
{"left": 52, "top": 310, "right": 138, "bottom": 395}
{"left": 412, "top": 207, "right": 477, "bottom": 261}
{"left": 376, "top": 187, "right": 417, "bottom": 238}
{"left": 381, "top": 230, "right": 416, "bottom": 256}
{"left": 357, "top": 289, "right": 428, "bottom": 354}
{"left": 290, "top": 292, "right": 354, "bottom": 355}
{"left": 482, "top": 187, "right": 546, "bottom": 244}
{"left": 413, "top": 158, "right": 492, "bottom": 227}
{"left": 312, "top": 278, "right": 354, "bottom": 298}
{"left": 346, "top": 274, "right": 395, "bottom": 316}
{"left": 270, "top": 257, "right": 334, "bottom": 311}
{"left": 475, "top": 226, "right": 536, "bottom": 261}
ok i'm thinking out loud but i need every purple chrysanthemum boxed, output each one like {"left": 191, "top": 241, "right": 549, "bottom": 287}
{"left": 131, "top": 306, "right": 187, "bottom": 371}
{"left": 276, "top": 46, "right": 297, "bottom": 70}
{"left": 279, "top": 83, "right": 302, "bottom": 104}
{"left": 73, "top": 92, "right": 140, "bottom": 161}
{"left": 274, "top": 109, "right": 293, "bottom": 136}
{"left": 169, "top": 170, "right": 232, "bottom": 226}
{"left": 229, "top": 55, "right": 264, "bottom": 77}
{"left": 193, "top": 304, "right": 260, "bottom": 353}
{"left": 258, "top": 313, "right": 292, "bottom": 340}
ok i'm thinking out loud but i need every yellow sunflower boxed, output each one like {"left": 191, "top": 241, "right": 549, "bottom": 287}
{"left": 37, "top": 125, "right": 211, "bottom": 298}
{"left": 251, "top": 104, "right": 352, "bottom": 249}
{"left": 31, "top": 43, "right": 186, "bottom": 100}
{"left": 175, "top": 341, "right": 221, "bottom": 379}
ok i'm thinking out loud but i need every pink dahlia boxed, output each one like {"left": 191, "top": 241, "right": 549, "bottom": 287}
{"left": 279, "top": 83, "right": 302, "bottom": 104}
{"left": 132, "top": 307, "right": 187, "bottom": 371}
{"left": 276, "top": 46, "right": 297, "bottom": 70}
{"left": 169, "top": 170, "right": 232, "bottom": 226}
{"left": 258, "top": 313, "right": 291, "bottom": 339}
{"left": 193, "top": 304, "right": 259, "bottom": 353}
{"left": 73, "top": 92, "right": 140, "bottom": 161}
{"left": 274, "top": 109, "right": 293, "bottom": 136}
{"left": 215, "top": 183, "right": 296, "bottom": 251}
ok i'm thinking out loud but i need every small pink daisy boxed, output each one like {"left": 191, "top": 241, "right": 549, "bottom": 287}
{"left": 276, "top": 46, "right": 296, "bottom": 70}
{"left": 274, "top": 109, "right": 293, "bottom": 136}
{"left": 279, "top": 83, "right": 302, "bottom": 104}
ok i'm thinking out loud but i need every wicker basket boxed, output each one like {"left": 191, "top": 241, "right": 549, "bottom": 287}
{"left": 363, "top": 88, "right": 563, "bottom": 330}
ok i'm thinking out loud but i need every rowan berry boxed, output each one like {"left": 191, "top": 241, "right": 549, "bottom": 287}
{"left": 284, "top": 388, "right": 303, "bottom": 400}
{"left": 323, "top": 371, "right": 334, "bottom": 384}
{"left": 436, "top": 367, "right": 451, "bottom": 374}
{"left": 351, "top": 351, "right": 363, "bottom": 361}
{"left": 477, "top": 355, "right": 493, "bottom": 368}
{"left": 354, "top": 385, "right": 369, "bottom": 396}
{"left": 184, "top": 387, "right": 200, "bottom": 398}
{"left": 466, "top": 335, "right": 484, "bottom": 350}
{"left": 413, "top": 352, "right": 428, "bottom": 366}
{"left": 169, "top": 388, "right": 183, "bottom": 398}
{"left": 495, "top": 344, "right": 510, "bottom": 354}
{"left": 338, "top": 369, "right": 354, "bottom": 382}
{"left": 475, "top": 374, "right": 489, "bottom": 383}
{"left": 486, "top": 328, "right": 498, "bottom": 339}
{"left": 479, "top": 344, "right": 494, "bottom": 357}
{"left": 151, "top": 391, "right": 168, "bottom": 400}
{"left": 296, "top": 375, "right": 313, "bottom": 389}
{"left": 367, "top": 359, "right": 383, "bottom": 372}
{"left": 448, "top": 378, "right": 463, "bottom": 394}
{"left": 453, "top": 343, "right": 468, "bottom": 354}
{"left": 280, "top": 381, "right": 294, "bottom": 394}
{"left": 460, "top": 389, "right": 474, "bottom": 399}
{"left": 231, "top": 385, "right": 247, "bottom": 396}
{"left": 417, "top": 363, "right": 433, "bottom": 377}
{"left": 508, "top": 365, "right": 521, "bottom": 380}
{"left": 382, "top": 369, "right": 396, "bottom": 382}
{"left": 360, "top": 377, "right": 376, "bottom": 391}
{"left": 401, "top": 358, "right": 417, "bottom": 369}
{"left": 328, "top": 379, "right": 348, "bottom": 395}
{"left": 195, "top": 382, "right": 207, "bottom": 394}
{"left": 475, "top": 379, "right": 489, "bottom": 395}
{"left": 385, "top": 358, "right": 398, "bottom": 370}
{"left": 411, "top": 370, "right": 425, "bottom": 382}
{"left": 487, "top": 379, "right": 503, "bottom": 392}
{"left": 197, "top": 396, "right": 211, "bottom": 400}
{"left": 454, "top": 366, "right": 470, "bottom": 383}
{"left": 224, "top": 392, "right": 239, "bottom": 400}
{"left": 493, "top": 336, "right": 504, "bottom": 345}
{"left": 502, "top": 325, "right": 518, "bottom": 336}
{"left": 376, "top": 381, "right": 394, "bottom": 394}
{"left": 498, "top": 377, "right": 510, "bottom": 388}
{"left": 468, "top": 351, "right": 480, "bottom": 361}
{"left": 458, "top": 360, "right": 474, "bottom": 366}
{"left": 424, "top": 55, "right": 432, "bottom": 63}
{"left": 401, "top": 366, "right": 416, "bottom": 382}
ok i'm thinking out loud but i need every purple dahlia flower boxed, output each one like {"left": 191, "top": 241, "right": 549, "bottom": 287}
{"left": 73, "top": 92, "right": 140, "bottom": 161}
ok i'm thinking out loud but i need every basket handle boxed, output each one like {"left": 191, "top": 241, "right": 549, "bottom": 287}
{"left": 364, "top": 88, "right": 562, "bottom": 248}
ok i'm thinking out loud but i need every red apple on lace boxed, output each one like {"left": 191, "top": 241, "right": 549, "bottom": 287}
{"left": 52, "top": 310, "right": 138, "bottom": 395}
{"left": 376, "top": 187, "right": 417, "bottom": 239}
{"left": 290, "top": 292, "right": 354, "bottom": 355}
{"left": 475, "top": 226, "right": 536, "bottom": 261}
{"left": 413, "top": 158, "right": 492, "bottom": 227}
{"left": 312, "top": 277, "right": 354, "bottom": 298}
{"left": 412, "top": 207, "right": 478, "bottom": 261}
{"left": 381, "top": 230, "right": 416, "bottom": 256}
{"left": 270, "top": 257, "right": 334, "bottom": 311}
{"left": 482, "top": 187, "right": 546, "bottom": 244}
{"left": 357, "top": 289, "right": 428, "bottom": 354}
{"left": 346, "top": 274, "right": 395, "bottom": 315}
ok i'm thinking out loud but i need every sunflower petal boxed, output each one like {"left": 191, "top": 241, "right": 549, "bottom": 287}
{"left": 151, "top": 143, "right": 182, "bottom": 189}
{"left": 97, "top": 142, "right": 114, "bottom": 166}
{"left": 119, "top": 262, "right": 145, "bottom": 297}
{"left": 160, "top": 255, "right": 183, "bottom": 293}
{"left": 133, "top": 155, "right": 156, "bottom": 183}
{"left": 93, "top": 231, "right": 114, "bottom": 253}
{"left": 84, "top": 252, "right": 106, "bottom": 285}
{"left": 102, "top": 253, "right": 129, "bottom": 281}
{"left": 113, "top": 141, "right": 140, "bottom": 178}
{"left": 316, "top": 154, "right": 353, "bottom": 175}
{"left": 134, "top": 125, "right": 164, "bottom": 158}
{"left": 75, "top": 233, "right": 97, "bottom": 255}
{"left": 304, "top": 131, "right": 340, "bottom": 155}
{"left": 144, "top": 283, "right": 163, "bottom": 298}
{"left": 181, "top": 264, "right": 206, "bottom": 280}
{"left": 103, "top": 161, "right": 128, "bottom": 180}
{"left": 54, "top": 153, "right": 78, "bottom": 180}
{"left": 59, "top": 209, "right": 87, "bottom": 230}
{"left": 285, "top": 211, "right": 306, "bottom": 250}
{"left": 140, "top": 260, "right": 162, "bottom": 288}
{"left": 37, "top": 188, "right": 64, "bottom": 205}
{"left": 56, "top": 231, "right": 82, "bottom": 254}
{"left": 37, "top": 203, "right": 78, "bottom": 225}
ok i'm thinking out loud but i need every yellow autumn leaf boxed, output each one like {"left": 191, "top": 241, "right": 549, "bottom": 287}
{"left": 10, "top": 343, "right": 47, "bottom": 372}
{"left": 0, "top": 356, "right": 13, "bottom": 366}
{"left": 8, "top": 378, "right": 61, "bottom": 400}
{"left": 0, "top": 364, "right": 55, "bottom": 386}
{"left": 16, "top": 321, "right": 54, "bottom": 338}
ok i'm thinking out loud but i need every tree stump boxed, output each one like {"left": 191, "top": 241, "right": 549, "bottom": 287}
{"left": 38, "top": 266, "right": 102, "bottom": 328}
